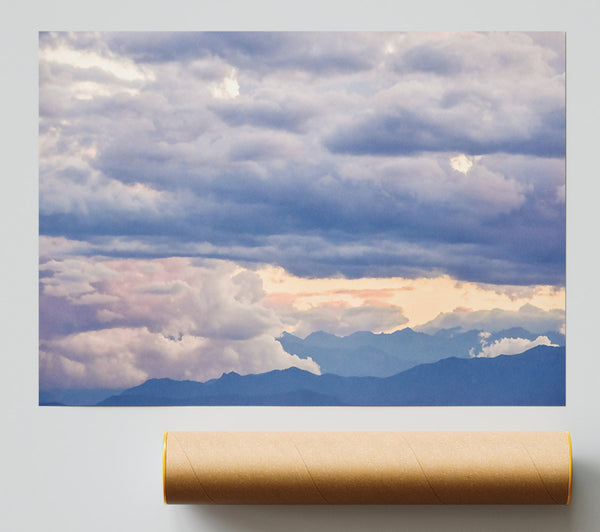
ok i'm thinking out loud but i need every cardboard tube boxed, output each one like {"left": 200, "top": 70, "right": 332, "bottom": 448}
{"left": 163, "top": 431, "right": 572, "bottom": 505}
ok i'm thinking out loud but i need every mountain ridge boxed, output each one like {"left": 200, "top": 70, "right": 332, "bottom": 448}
{"left": 277, "top": 326, "right": 564, "bottom": 377}
{"left": 99, "top": 345, "right": 565, "bottom": 406}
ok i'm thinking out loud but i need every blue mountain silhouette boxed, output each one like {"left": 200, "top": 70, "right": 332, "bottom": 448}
{"left": 277, "top": 327, "right": 564, "bottom": 377}
{"left": 99, "top": 344, "right": 565, "bottom": 406}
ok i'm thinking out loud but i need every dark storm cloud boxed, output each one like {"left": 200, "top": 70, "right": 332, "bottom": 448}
{"left": 39, "top": 152, "right": 565, "bottom": 286}
{"left": 390, "top": 32, "right": 563, "bottom": 77}
{"left": 325, "top": 32, "right": 565, "bottom": 158}
{"left": 209, "top": 98, "right": 315, "bottom": 132}
{"left": 102, "top": 32, "right": 380, "bottom": 75}
{"left": 400, "top": 43, "right": 465, "bottom": 75}
{"left": 39, "top": 32, "right": 565, "bottom": 286}
{"left": 325, "top": 107, "right": 565, "bottom": 158}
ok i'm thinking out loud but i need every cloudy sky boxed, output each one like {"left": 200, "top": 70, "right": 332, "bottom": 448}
{"left": 39, "top": 32, "right": 565, "bottom": 389}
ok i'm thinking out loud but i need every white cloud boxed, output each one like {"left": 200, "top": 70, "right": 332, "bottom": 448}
{"left": 39, "top": 236, "right": 93, "bottom": 259}
{"left": 39, "top": 42, "right": 155, "bottom": 100}
{"left": 340, "top": 153, "right": 528, "bottom": 216}
{"left": 40, "top": 44, "right": 153, "bottom": 82}
{"left": 450, "top": 154, "right": 473, "bottom": 174}
{"left": 471, "top": 335, "right": 556, "bottom": 358}
{"left": 417, "top": 303, "right": 565, "bottom": 335}
{"left": 39, "top": 257, "right": 320, "bottom": 388}
{"left": 210, "top": 70, "right": 240, "bottom": 99}
{"left": 40, "top": 165, "right": 169, "bottom": 218}
{"left": 40, "top": 258, "right": 118, "bottom": 299}
{"left": 70, "top": 81, "right": 140, "bottom": 101}
{"left": 281, "top": 303, "right": 408, "bottom": 338}
{"left": 40, "top": 327, "right": 319, "bottom": 389}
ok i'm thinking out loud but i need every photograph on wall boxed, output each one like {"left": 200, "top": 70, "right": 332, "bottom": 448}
{"left": 39, "top": 32, "right": 565, "bottom": 405}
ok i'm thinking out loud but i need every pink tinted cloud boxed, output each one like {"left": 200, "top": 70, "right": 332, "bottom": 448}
{"left": 39, "top": 256, "right": 321, "bottom": 388}
{"left": 40, "top": 327, "right": 318, "bottom": 389}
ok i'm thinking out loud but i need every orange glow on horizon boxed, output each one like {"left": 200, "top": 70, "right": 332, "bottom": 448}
{"left": 257, "top": 265, "right": 565, "bottom": 331}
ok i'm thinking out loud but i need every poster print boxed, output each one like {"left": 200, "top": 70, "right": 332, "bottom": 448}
{"left": 39, "top": 32, "right": 565, "bottom": 406}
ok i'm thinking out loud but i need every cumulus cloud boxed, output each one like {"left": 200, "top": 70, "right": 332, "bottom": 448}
{"left": 100, "top": 31, "right": 381, "bottom": 75}
{"left": 40, "top": 328, "right": 318, "bottom": 389}
{"left": 209, "top": 70, "right": 240, "bottom": 100}
{"left": 417, "top": 304, "right": 565, "bottom": 335}
{"left": 39, "top": 256, "right": 320, "bottom": 388}
{"left": 40, "top": 258, "right": 118, "bottom": 298}
{"left": 37, "top": 31, "right": 567, "bottom": 392}
{"left": 328, "top": 32, "right": 565, "bottom": 158}
{"left": 39, "top": 31, "right": 565, "bottom": 286}
{"left": 278, "top": 303, "right": 409, "bottom": 338}
{"left": 41, "top": 257, "right": 278, "bottom": 340}
{"left": 39, "top": 40, "right": 154, "bottom": 83}
{"left": 392, "top": 32, "right": 562, "bottom": 79}
{"left": 470, "top": 335, "right": 557, "bottom": 358}
{"left": 450, "top": 154, "right": 474, "bottom": 174}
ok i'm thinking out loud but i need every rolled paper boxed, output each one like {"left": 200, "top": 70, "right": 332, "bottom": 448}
{"left": 163, "top": 431, "right": 572, "bottom": 505}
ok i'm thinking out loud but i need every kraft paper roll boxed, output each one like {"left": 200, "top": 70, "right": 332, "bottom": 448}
{"left": 163, "top": 431, "right": 572, "bottom": 505}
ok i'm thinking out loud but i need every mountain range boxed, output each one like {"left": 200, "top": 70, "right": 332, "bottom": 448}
{"left": 277, "top": 327, "right": 565, "bottom": 377}
{"left": 99, "top": 345, "right": 565, "bottom": 406}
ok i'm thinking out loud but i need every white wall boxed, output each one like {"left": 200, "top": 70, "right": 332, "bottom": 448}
{"left": 2, "top": 1, "right": 599, "bottom": 530}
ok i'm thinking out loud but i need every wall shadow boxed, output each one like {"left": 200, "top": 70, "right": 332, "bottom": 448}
{"left": 182, "top": 503, "right": 572, "bottom": 532}
{"left": 169, "top": 455, "right": 600, "bottom": 532}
